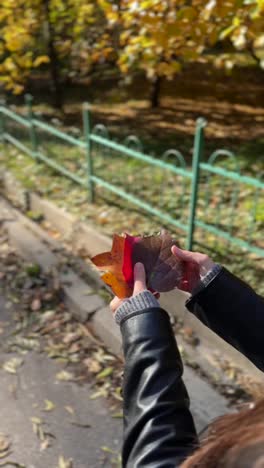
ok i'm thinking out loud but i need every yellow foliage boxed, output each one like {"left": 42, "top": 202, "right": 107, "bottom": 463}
{"left": 157, "top": 61, "right": 181, "bottom": 77}
{"left": 0, "top": 0, "right": 100, "bottom": 95}
{"left": 97, "top": 0, "right": 264, "bottom": 80}
{"left": 13, "top": 84, "right": 25, "bottom": 94}
{"left": 98, "top": 0, "right": 118, "bottom": 22}
{"left": 0, "top": 0, "right": 263, "bottom": 94}
{"left": 33, "top": 55, "right": 50, "bottom": 67}
{"left": 177, "top": 6, "right": 198, "bottom": 21}
{"left": 257, "top": 0, "right": 264, "bottom": 11}
{"left": 98, "top": 0, "right": 112, "bottom": 13}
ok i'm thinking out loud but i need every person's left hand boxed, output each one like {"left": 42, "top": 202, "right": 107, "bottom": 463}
{"left": 110, "top": 262, "right": 159, "bottom": 315}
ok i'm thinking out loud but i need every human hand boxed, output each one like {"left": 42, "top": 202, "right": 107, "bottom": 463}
{"left": 110, "top": 262, "right": 159, "bottom": 314}
{"left": 171, "top": 245, "right": 216, "bottom": 291}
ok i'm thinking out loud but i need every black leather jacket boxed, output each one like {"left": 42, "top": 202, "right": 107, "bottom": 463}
{"left": 120, "top": 267, "right": 264, "bottom": 467}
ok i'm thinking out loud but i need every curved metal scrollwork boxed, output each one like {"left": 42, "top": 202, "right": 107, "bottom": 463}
{"left": 123, "top": 135, "right": 143, "bottom": 152}
{"left": 159, "top": 149, "right": 187, "bottom": 214}
{"left": 205, "top": 150, "right": 240, "bottom": 243}
{"left": 208, "top": 149, "right": 240, "bottom": 173}
{"left": 161, "top": 149, "right": 186, "bottom": 168}
{"left": 91, "top": 124, "right": 109, "bottom": 159}
{"left": 91, "top": 124, "right": 109, "bottom": 139}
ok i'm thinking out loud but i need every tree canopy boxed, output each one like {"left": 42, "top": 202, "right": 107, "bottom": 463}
{"left": 0, "top": 0, "right": 263, "bottom": 106}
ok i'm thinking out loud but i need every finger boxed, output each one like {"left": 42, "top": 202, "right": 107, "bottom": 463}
{"left": 133, "top": 262, "right": 146, "bottom": 295}
{"left": 153, "top": 292, "right": 160, "bottom": 299}
{"left": 171, "top": 245, "right": 196, "bottom": 262}
{"left": 148, "top": 287, "right": 160, "bottom": 299}
{"left": 110, "top": 296, "right": 124, "bottom": 314}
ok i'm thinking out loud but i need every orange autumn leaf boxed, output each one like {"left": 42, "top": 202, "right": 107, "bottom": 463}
{"left": 92, "top": 235, "right": 125, "bottom": 272}
{"left": 101, "top": 272, "right": 132, "bottom": 298}
{"left": 92, "top": 234, "right": 133, "bottom": 298}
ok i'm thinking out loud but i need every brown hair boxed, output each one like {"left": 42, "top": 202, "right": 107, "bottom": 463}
{"left": 181, "top": 399, "right": 264, "bottom": 468}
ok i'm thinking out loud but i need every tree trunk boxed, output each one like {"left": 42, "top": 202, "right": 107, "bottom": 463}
{"left": 150, "top": 76, "right": 162, "bottom": 108}
{"left": 43, "top": 0, "right": 63, "bottom": 110}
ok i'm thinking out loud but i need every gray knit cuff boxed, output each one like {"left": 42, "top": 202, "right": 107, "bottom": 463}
{"left": 115, "top": 290, "right": 160, "bottom": 325}
{"left": 192, "top": 264, "right": 222, "bottom": 295}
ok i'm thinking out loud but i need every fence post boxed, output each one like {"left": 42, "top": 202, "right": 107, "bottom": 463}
{"left": 82, "top": 102, "right": 95, "bottom": 203}
{"left": 186, "top": 118, "right": 206, "bottom": 250}
{"left": 0, "top": 98, "right": 6, "bottom": 143}
{"left": 25, "top": 94, "right": 38, "bottom": 160}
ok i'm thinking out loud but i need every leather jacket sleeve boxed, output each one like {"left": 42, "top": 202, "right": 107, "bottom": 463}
{"left": 120, "top": 307, "right": 198, "bottom": 468}
{"left": 186, "top": 267, "right": 264, "bottom": 372}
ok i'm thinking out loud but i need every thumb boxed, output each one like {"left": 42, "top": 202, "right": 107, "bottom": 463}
{"left": 133, "top": 262, "right": 146, "bottom": 295}
{"left": 171, "top": 245, "right": 195, "bottom": 262}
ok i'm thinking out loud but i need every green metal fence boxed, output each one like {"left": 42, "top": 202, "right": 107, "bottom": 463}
{"left": 0, "top": 95, "right": 263, "bottom": 257}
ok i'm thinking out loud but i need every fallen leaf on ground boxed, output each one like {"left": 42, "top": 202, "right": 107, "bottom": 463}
{"left": 2, "top": 357, "right": 23, "bottom": 374}
{"left": 30, "top": 417, "right": 54, "bottom": 449}
{"left": 70, "top": 422, "right": 91, "bottom": 428}
{"left": 30, "top": 417, "right": 43, "bottom": 425}
{"left": 56, "top": 370, "right": 74, "bottom": 381}
{"left": 96, "top": 366, "right": 113, "bottom": 379}
{"left": 42, "top": 400, "right": 56, "bottom": 412}
{"left": 0, "top": 462, "right": 26, "bottom": 467}
{"left": 68, "top": 343, "right": 81, "bottom": 354}
{"left": 11, "top": 336, "right": 40, "bottom": 352}
{"left": 31, "top": 417, "right": 45, "bottom": 441}
{"left": 57, "top": 455, "right": 73, "bottom": 468}
{"left": 93, "top": 348, "right": 113, "bottom": 364}
{"left": 64, "top": 406, "right": 75, "bottom": 416}
{"left": 45, "top": 342, "right": 67, "bottom": 359}
{"left": 40, "top": 310, "right": 56, "bottom": 324}
{"left": 30, "top": 298, "right": 42, "bottom": 311}
{"left": 90, "top": 388, "right": 108, "bottom": 399}
{"left": 83, "top": 358, "right": 102, "bottom": 374}
{"left": 182, "top": 327, "right": 200, "bottom": 346}
{"left": 63, "top": 332, "right": 81, "bottom": 345}
{"left": 0, "top": 434, "right": 11, "bottom": 459}
{"left": 111, "top": 412, "right": 123, "bottom": 419}
{"left": 40, "top": 438, "right": 50, "bottom": 451}
{"left": 0, "top": 452, "right": 10, "bottom": 460}
{"left": 101, "top": 446, "right": 116, "bottom": 454}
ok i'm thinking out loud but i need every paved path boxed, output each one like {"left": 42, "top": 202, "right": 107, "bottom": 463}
{"left": 0, "top": 296, "right": 122, "bottom": 468}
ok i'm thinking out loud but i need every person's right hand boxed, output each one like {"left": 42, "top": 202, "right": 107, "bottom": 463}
{"left": 171, "top": 245, "right": 216, "bottom": 290}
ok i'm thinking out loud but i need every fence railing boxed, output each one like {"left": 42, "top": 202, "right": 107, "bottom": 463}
{"left": 0, "top": 94, "right": 263, "bottom": 257}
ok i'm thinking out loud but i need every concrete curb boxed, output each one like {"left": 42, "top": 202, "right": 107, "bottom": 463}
{"left": 1, "top": 203, "right": 104, "bottom": 322}
{"left": 0, "top": 170, "right": 263, "bottom": 390}
{"left": 30, "top": 192, "right": 112, "bottom": 257}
